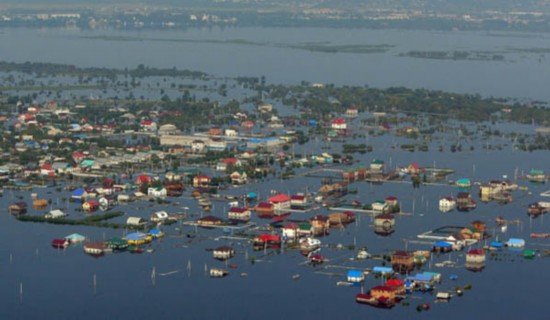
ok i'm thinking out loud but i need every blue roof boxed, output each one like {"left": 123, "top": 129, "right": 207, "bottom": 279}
{"left": 507, "top": 238, "right": 525, "bottom": 245}
{"left": 247, "top": 192, "right": 257, "bottom": 198}
{"left": 490, "top": 241, "right": 503, "bottom": 247}
{"left": 347, "top": 270, "right": 362, "bottom": 277}
{"left": 407, "top": 273, "right": 432, "bottom": 282}
{"left": 72, "top": 188, "right": 85, "bottom": 196}
{"left": 126, "top": 232, "right": 147, "bottom": 240}
{"left": 373, "top": 266, "right": 393, "bottom": 274}
{"left": 433, "top": 241, "right": 452, "bottom": 247}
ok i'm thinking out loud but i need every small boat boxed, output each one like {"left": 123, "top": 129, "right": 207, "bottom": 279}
{"left": 436, "top": 292, "right": 451, "bottom": 300}
{"left": 210, "top": 268, "right": 229, "bottom": 278}
{"left": 336, "top": 281, "right": 353, "bottom": 287}
{"left": 531, "top": 233, "right": 550, "bottom": 239}
{"left": 292, "top": 274, "right": 300, "bottom": 280}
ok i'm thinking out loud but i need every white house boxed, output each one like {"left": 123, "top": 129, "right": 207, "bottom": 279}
{"left": 225, "top": 129, "right": 238, "bottom": 137}
{"left": 45, "top": 209, "right": 67, "bottom": 219}
{"left": 227, "top": 207, "right": 251, "bottom": 221}
{"left": 191, "top": 140, "right": 206, "bottom": 153}
{"left": 127, "top": 217, "right": 146, "bottom": 226}
{"left": 150, "top": 211, "right": 169, "bottom": 222}
{"left": 148, "top": 187, "right": 167, "bottom": 198}
{"left": 331, "top": 118, "right": 347, "bottom": 130}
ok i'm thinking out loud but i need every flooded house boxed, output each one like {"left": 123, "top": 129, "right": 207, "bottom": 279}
{"left": 457, "top": 192, "right": 477, "bottom": 211}
{"left": 150, "top": 211, "right": 169, "bottom": 223}
{"left": 471, "top": 220, "right": 487, "bottom": 234}
{"left": 347, "top": 270, "right": 364, "bottom": 283}
{"left": 281, "top": 223, "right": 299, "bottom": 241}
{"left": 385, "top": 278, "right": 406, "bottom": 295}
{"left": 309, "top": 215, "right": 330, "bottom": 236}
{"left": 384, "top": 196, "right": 400, "bottom": 212}
{"left": 252, "top": 234, "right": 281, "bottom": 249}
{"left": 9, "top": 202, "right": 27, "bottom": 215}
{"left": 230, "top": 171, "right": 247, "bottom": 185}
{"left": 370, "top": 159, "right": 385, "bottom": 173}
{"left": 213, "top": 246, "right": 235, "bottom": 261}
{"left": 290, "top": 194, "right": 309, "bottom": 210}
{"left": 197, "top": 215, "right": 223, "bottom": 227}
{"left": 526, "top": 169, "right": 546, "bottom": 183}
{"left": 370, "top": 285, "right": 397, "bottom": 301}
{"left": 439, "top": 197, "right": 456, "bottom": 212}
{"left": 297, "top": 222, "right": 314, "bottom": 237}
{"left": 45, "top": 209, "right": 67, "bottom": 219}
{"left": 83, "top": 242, "right": 106, "bottom": 256}
{"left": 82, "top": 200, "right": 100, "bottom": 213}
{"left": 227, "top": 207, "right": 251, "bottom": 222}
{"left": 98, "top": 196, "right": 117, "bottom": 211}
{"left": 374, "top": 214, "right": 395, "bottom": 236}
{"left": 255, "top": 202, "right": 274, "bottom": 218}
{"left": 465, "top": 249, "right": 486, "bottom": 272}
{"left": 527, "top": 202, "right": 550, "bottom": 216}
{"left": 328, "top": 211, "right": 355, "bottom": 226}
{"left": 32, "top": 199, "right": 48, "bottom": 210}
{"left": 432, "top": 241, "right": 453, "bottom": 253}
{"left": 126, "top": 217, "right": 146, "bottom": 226}
{"left": 268, "top": 193, "right": 291, "bottom": 212}
{"left": 391, "top": 251, "right": 414, "bottom": 273}
{"left": 192, "top": 175, "right": 211, "bottom": 188}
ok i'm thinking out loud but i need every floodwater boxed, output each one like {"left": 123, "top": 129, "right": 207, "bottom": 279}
{"left": 0, "top": 26, "right": 549, "bottom": 319}
{"left": 0, "top": 27, "right": 549, "bottom": 101}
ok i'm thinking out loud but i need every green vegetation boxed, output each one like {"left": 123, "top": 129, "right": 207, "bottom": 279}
{"left": 400, "top": 50, "right": 505, "bottom": 61}
{"left": 16, "top": 211, "right": 129, "bottom": 228}
{"left": 0, "top": 61, "right": 207, "bottom": 79}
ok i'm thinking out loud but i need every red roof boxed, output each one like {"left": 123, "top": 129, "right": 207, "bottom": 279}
{"left": 283, "top": 223, "right": 298, "bottom": 229}
{"left": 371, "top": 285, "right": 396, "bottom": 292}
{"left": 291, "top": 195, "right": 305, "bottom": 201}
{"left": 385, "top": 279, "right": 405, "bottom": 287}
{"left": 467, "top": 249, "right": 485, "bottom": 255}
{"left": 41, "top": 164, "right": 53, "bottom": 170}
{"left": 135, "top": 175, "right": 152, "bottom": 184}
{"left": 258, "top": 234, "right": 280, "bottom": 242}
{"left": 268, "top": 193, "right": 291, "bottom": 203}
{"left": 332, "top": 118, "right": 346, "bottom": 124}
{"left": 223, "top": 158, "right": 239, "bottom": 164}
{"left": 385, "top": 196, "right": 398, "bottom": 201}
{"left": 256, "top": 202, "right": 273, "bottom": 209}
{"left": 229, "top": 207, "right": 248, "bottom": 213}
{"left": 242, "top": 120, "right": 254, "bottom": 127}
{"left": 141, "top": 120, "right": 153, "bottom": 126}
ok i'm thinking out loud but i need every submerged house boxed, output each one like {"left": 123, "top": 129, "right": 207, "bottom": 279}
{"left": 213, "top": 246, "right": 235, "bottom": 261}
{"left": 227, "top": 207, "right": 251, "bottom": 222}
{"left": 9, "top": 202, "right": 27, "bottom": 215}
{"left": 391, "top": 251, "right": 414, "bottom": 273}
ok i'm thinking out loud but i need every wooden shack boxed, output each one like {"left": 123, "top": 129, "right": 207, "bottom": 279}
{"left": 32, "top": 199, "right": 48, "bottom": 210}
{"left": 9, "top": 202, "right": 27, "bottom": 215}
